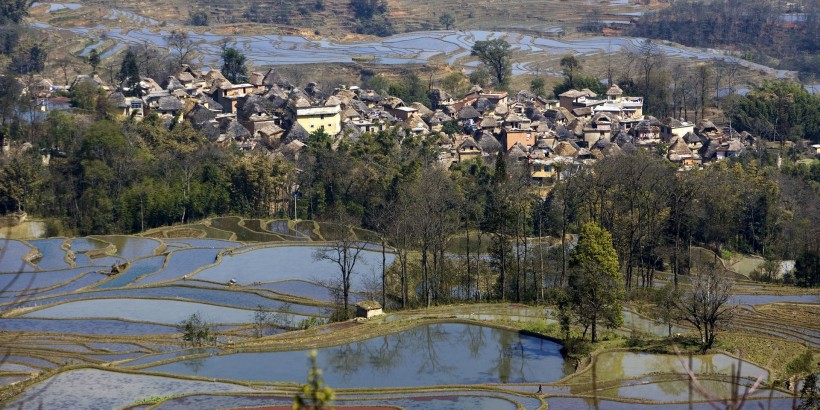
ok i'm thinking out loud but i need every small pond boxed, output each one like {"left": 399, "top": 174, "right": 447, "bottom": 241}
{"left": 148, "top": 323, "right": 568, "bottom": 387}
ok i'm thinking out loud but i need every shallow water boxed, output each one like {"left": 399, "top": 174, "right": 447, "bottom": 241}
{"left": 96, "top": 255, "right": 166, "bottom": 289}
{"left": 28, "top": 239, "right": 70, "bottom": 271}
{"left": 6, "top": 368, "right": 253, "bottom": 410}
{"left": 593, "top": 351, "right": 768, "bottom": 382}
{"left": 132, "top": 248, "right": 220, "bottom": 286}
{"left": 149, "top": 323, "right": 567, "bottom": 387}
{"left": 92, "top": 235, "right": 161, "bottom": 260}
{"left": 0, "top": 318, "right": 176, "bottom": 334}
{"left": 32, "top": 13, "right": 795, "bottom": 78}
{"left": 153, "top": 393, "right": 524, "bottom": 410}
{"left": 193, "top": 245, "right": 393, "bottom": 291}
{"left": 30, "top": 285, "right": 325, "bottom": 315}
{"left": 0, "top": 239, "right": 36, "bottom": 272}
{"left": 731, "top": 294, "right": 820, "bottom": 305}
{"left": 21, "top": 298, "right": 308, "bottom": 324}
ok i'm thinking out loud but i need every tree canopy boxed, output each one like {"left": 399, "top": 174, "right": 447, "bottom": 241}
{"left": 568, "top": 222, "right": 623, "bottom": 342}
{"left": 221, "top": 46, "right": 248, "bottom": 83}
{"left": 471, "top": 39, "right": 512, "bottom": 89}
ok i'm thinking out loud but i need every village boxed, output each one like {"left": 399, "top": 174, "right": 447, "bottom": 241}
{"left": 10, "top": 62, "right": 778, "bottom": 194}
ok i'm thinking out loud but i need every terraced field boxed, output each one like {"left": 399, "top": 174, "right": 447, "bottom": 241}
{"left": 0, "top": 218, "right": 817, "bottom": 409}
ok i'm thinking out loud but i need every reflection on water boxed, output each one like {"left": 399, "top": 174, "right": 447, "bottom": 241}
{"left": 149, "top": 323, "right": 567, "bottom": 387}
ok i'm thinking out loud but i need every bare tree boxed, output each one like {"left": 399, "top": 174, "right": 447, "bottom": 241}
{"left": 676, "top": 260, "right": 734, "bottom": 351}
{"left": 167, "top": 30, "right": 200, "bottom": 68}
{"left": 314, "top": 230, "right": 367, "bottom": 319}
{"left": 635, "top": 39, "right": 665, "bottom": 114}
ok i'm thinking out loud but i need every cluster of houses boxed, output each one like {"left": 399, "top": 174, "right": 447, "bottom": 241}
{"left": 19, "top": 66, "right": 761, "bottom": 193}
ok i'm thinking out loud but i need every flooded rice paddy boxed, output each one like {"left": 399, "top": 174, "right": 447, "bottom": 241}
{"left": 0, "top": 218, "right": 816, "bottom": 409}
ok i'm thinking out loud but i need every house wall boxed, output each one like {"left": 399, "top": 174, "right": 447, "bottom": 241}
{"left": 296, "top": 112, "right": 342, "bottom": 135}
{"left": 661, "top": 125, "right": 694, "bottom": 141}
{"left": 501, "top": 131, "right": 535, "bottom": 151}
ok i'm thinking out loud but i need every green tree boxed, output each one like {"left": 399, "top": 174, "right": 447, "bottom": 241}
{"left": 87, "top": 48, "right": 100, "bottom": 73}
{"left": 221, "top": 46, "right": 247, "bottom": 83}
{"left": 559, "top": 55, "right": 581, "bottom": 86}
{"left": 189, "top": 10, "right": 209, "bottom": 26}
{"left": 530, "top": 77, "right": 546, "bottom": 97}
{"left": 68, "top": 82, "right": 97, "bottom": 112}
{"left": 730, "top": 80, "right": 820, "bottom": 143}
{"left": 653, "top": 284, "right": 682, "bottom": 337}
{"left": 552, "top": 74, "right": 606, "bottom": 97}
{"left": 439, "top": 13, "right": 455, "bottom": 30}
{"left": 118, "top": 48, "right": 140, "bottom": 96}
{"left": 0, "top": 0, "right": 30, "bottom": 24}
{"left": 568, "top": 222, "right": 623, "bottom": 343}
{"left": 294, "top": 349, "right": 335, "bottom": 410}
{"left": 471, "top": 39, "right": 512, "bottom": 89}
{"left": 440, "top": 72, "right": 466, "bottom": 98}
{"left": 177, "top": 313, "right": 215, "bottom": 347}
{"left": 0, "top": 152, "right": 39, "bottom": 213}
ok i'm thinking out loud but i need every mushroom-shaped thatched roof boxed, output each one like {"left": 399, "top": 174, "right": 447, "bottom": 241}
{"left": 668, "top": 138, "right": 692, "bottom": 156}
{"left": 285, "top": 122, "right": 310, "bottom": 143}
{"left": 508, "top": 142, "right": 528, "bottom": 160}
{"left": 696, "top": 119, "right": 718, "bottom": 134}
{"left": 458, "top": 105, "right": 482, "bottom": 120}
{"left": 553, "top": 141, "right": 578, "bottom": 157}
{"left": 606, "top": 84, "right": 623, "bottom": 96}
{"left": 601, "top": 142, "right": 623, "bottom": 157}
{"left": 684, "top": 131, "right": 702, "bottom": 144}
{"left": 473, "top": 97, "right": 494, "bottom": 113}
{"left": 224, "top": 119, "right": 251, "bottom": 140}
{"left": 410, "top": 102, "right": 433, "bottom": 117}
{"left": 108, "top": 92, "right": 127, "bottom": 108}
{"left": 480, "top": 115, "right": 498, "bottom": 129}
{"left": 157, "top": 96, "right": 184, "bottom": 112}
{"left": 592, "top": 136, "right": 611, "bottom": 150}
{"left": 459, "top": 136, "right": 479, "bottom": 150}
{"left": 324, "top": 95, "right": 341, "bottom": 107}
{"left": 477, "top": 131, "right": 502, "bottom": 153}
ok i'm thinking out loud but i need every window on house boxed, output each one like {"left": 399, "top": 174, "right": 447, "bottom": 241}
{"left": 310, "top": 125, "right": 314, "bottom": 128}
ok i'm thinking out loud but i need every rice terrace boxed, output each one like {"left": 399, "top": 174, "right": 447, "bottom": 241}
{"left": 0, "top": 217, "right": 817, "bottom": 409}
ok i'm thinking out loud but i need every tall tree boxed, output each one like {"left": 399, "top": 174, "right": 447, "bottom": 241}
{"left": 439, "top": 13, "right": 455, "bottom": 30}
{"left": 167, "top": 31, "right": 198, "bottom": 68}
{"left": 471, "top": 39, "right": 512, "bottom": 89}
{"left": 221, "top": 46, "right": 247, "bottom": 83}
{"left": 559, "top": 55, "right": 581, "bottom": 87}
{"left": 568, "top": 222, "right": 623, "bottom": 343}
{"left": 118, "top": 48, "right": 140, "bottom": 96}
{"left": 87, "top": 48, "right": 100, "bottom": 74}
{"left": 314, "top": 231, "right": 367, "bottom": 319}
{"left": 676, "top": 259, "right": 734, "bottom": 351}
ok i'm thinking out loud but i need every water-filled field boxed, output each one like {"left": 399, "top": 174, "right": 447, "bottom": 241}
{"left": 0, "top": 219, "right": 816, "bottom": 409}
